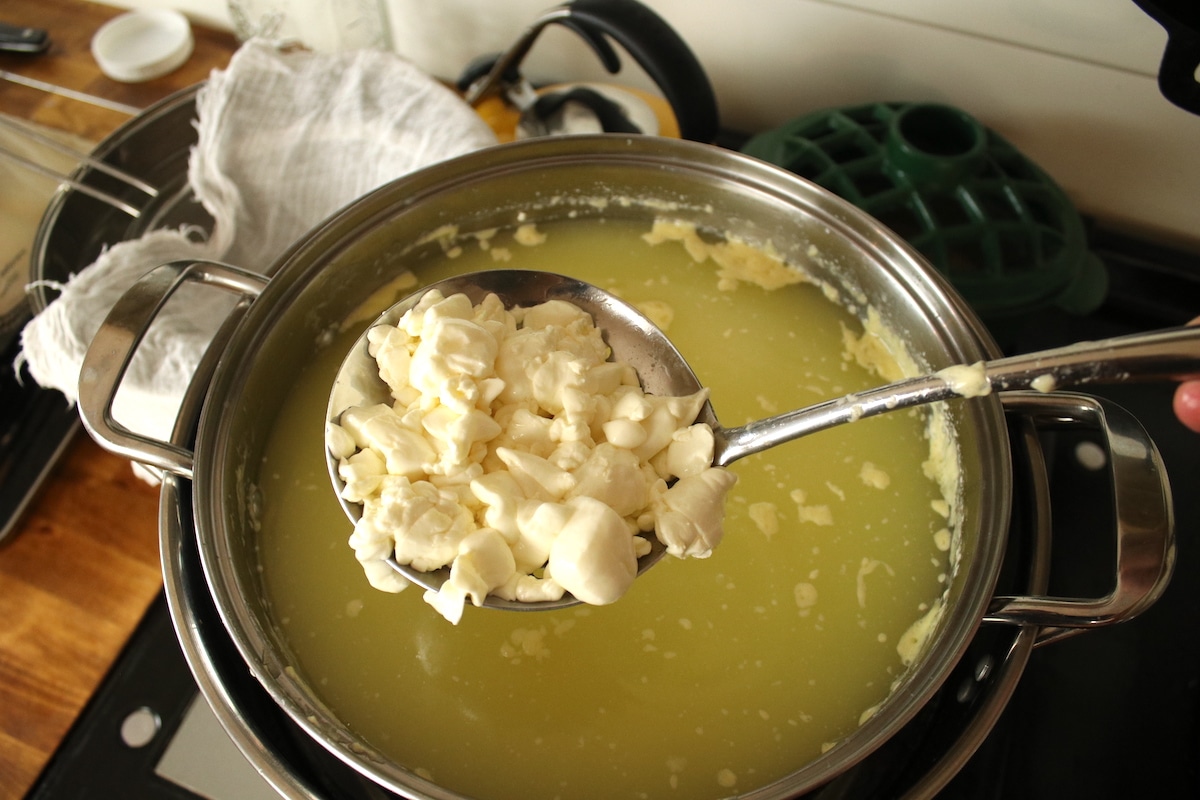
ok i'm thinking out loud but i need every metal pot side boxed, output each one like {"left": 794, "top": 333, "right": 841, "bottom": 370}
{"left": 189, "top": 135, "right": 1012, "bottom": 798}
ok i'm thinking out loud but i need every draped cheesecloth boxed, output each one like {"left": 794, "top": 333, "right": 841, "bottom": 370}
{"left": 18, "top": 40, "right": 497, "bottom": 479}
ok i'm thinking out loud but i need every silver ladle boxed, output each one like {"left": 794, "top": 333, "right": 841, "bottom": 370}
{"left": 327, "top": 269, "right": 1200, "bottom": 611}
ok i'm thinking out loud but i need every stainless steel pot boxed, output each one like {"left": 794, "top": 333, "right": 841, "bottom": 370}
{"left": 77, "top": 135, "right": 1175, "bottom": 798}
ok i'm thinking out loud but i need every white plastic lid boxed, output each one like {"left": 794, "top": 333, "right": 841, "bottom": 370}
{"left": 91, "top": 10, "right": 194, "bottom": 83}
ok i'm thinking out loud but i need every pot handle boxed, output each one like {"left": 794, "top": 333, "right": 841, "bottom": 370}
{"left": 77, "top": 260, "right": 268, "bottom": 479}
{"left": 984, "top": 392, "right": 1175, "bottom": 643}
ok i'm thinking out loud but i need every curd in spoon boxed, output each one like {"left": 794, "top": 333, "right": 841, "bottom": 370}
{"left": 327, "top": 270, "right": 728, "bottom": 619}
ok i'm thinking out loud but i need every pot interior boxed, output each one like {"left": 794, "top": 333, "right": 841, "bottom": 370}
{"left": 192, "top": 136, "right": 1011, "bottom": 798}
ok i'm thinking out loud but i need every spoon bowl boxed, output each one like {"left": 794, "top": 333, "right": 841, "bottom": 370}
{"left": 326, "top": 270, "right": 697, "bottom": 611}
{"left": 328, "top": 269, "right": 1200, "bottom": 611}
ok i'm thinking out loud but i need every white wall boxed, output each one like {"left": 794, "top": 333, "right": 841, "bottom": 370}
{"left": 105, "top": 0, "right": 1200, "bottom": 249}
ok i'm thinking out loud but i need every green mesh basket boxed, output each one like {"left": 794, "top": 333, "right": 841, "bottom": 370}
{"left": 742, "top": 102, "right": 1107, "bottom": 320}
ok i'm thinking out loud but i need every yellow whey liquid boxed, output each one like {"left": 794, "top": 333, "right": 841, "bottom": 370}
{"left": 255, "top": 217, "right": 953, "bottom": 799}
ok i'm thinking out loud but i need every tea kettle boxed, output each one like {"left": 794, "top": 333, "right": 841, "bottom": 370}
{"left": 457, "top": 0, "right": 718, "bottom": 143}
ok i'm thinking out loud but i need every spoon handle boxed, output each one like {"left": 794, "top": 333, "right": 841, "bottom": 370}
{"left": 713, "top": 325, "right": 1200, "bottom": 467}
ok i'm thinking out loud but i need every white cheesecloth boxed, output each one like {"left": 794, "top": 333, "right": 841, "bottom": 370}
{"left": 18, "top": 40, "right": 497, "bottom": 478}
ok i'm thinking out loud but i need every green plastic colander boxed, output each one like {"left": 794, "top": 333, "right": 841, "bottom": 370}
{"left": 742, "top": 102, "right": 1107, "bottom": 320}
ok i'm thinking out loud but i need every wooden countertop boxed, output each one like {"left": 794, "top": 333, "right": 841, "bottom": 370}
{"left": 0, "top": 3, "right": 237, "bottom": 797}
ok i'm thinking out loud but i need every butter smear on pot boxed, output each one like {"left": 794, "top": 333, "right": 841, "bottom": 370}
{"left": 327, "top": 288, "right": 736, "bottom": 623}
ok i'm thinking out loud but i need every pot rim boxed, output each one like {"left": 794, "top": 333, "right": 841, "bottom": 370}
{"left": 191, "top": 134, "right": 1013, "bottom": 798}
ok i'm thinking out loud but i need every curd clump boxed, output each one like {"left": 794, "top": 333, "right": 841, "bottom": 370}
{"left": 936, "top": 362, "right": 992, "bottom": 398}
{"left": 327, "top": 289, "right": 736, "bottom": 623}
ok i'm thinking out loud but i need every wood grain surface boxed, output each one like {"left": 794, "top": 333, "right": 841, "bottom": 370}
{"left": 1, "top": 0, "right": 235, "bottom": 138}
{"left": 0, "top": 3, "right": 237, "bottom": 797}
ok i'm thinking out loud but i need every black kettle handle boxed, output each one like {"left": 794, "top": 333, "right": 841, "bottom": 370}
{"left": 1158, "top": 33, "right": 1200, "bottom": 114}
{"left": 562, "top": 0, "right": 719, "bottom": 142}
{"left": 1131, "top": 0, "right": 1200, "bottom": 115}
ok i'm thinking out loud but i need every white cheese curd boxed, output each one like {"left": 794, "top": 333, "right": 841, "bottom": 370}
{"left": 1031, "top": 373, "right": 1058, "bottom": 393}
{"left": 936, "top": 362, "right": 992, "bottom": 398}
{"left": 328, "top": 288, "right": 736, "bottom": 623}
